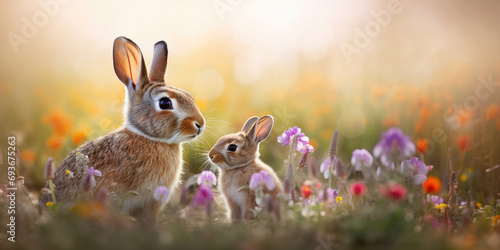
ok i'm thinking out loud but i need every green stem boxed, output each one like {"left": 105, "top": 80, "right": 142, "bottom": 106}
{"left": 291, "top": 167, "right": 301, "bottom": 184}
{"left": 48, "top": 180, "right": 56, "bottom": 203}
{"left": 119, "top": 191, "right": 139, "bottom": 211}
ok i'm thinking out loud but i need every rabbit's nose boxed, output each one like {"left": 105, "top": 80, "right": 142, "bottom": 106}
{"left": 194, "top": 122, "right": 204, "bottom": 135}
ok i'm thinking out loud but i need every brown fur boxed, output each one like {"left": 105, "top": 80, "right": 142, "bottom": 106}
{"left": 209, "top": 116, "right": 283, "bottom": 220}
{"left": 39, "top": 37, "right": 205, "bottom": 223}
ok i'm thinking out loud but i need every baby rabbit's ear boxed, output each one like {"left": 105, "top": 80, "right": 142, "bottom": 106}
{"left": 113, "top": 36, "right": 149, "bottom": 91}
{"left": 149, "top": 41, "right": 168, "bottom": 82}
{"left": 247, "top": 115, "right": 274, "bottom": 144}
{"left": 241, "top": 116, "right": 259, "bottom": 133}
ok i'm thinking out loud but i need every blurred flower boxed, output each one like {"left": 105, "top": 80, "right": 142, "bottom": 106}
{"left": 350, "top": 182, "right": 367, "bottom": 196}
{"left": 457, "top": 135, "right": 469, "bottom": 153}
{"left": 485, "top": 103, "right": 500, "bottom": 121}
{"left": 436, "top": 203, "right": 447, "bottom": 211}
{"left": 351, "top": 149, "right": 373, "bottom": 171}
{"left": 416, "top": 139, "right": 429, "bottom": 154}
{"left": 326, "top": 188, "right": 338, "bottom": 201}
{"left": 197, "top": 171, "right": 217, "bottom": 186}
{"left": 493, "top": 215, "right": 500, "bottom": 226}
{"left": 71, "top": 130, "right": 87, "bottom": 145}
{"left": 336, "top": 196, "right": 342, "bottom": 203}
{"left": 46, "top": 201, "right": 54, "bottom": 207}
{"left": 277, "top": 126, "right": 310, "bottom": 152}
{"left": 320, "top": 157, "right": 333, "bottom": 179}
{"left": 460, "top": 173, "right": 467, "bottom": 182}
{"left": 81, "top": 167, "right": 102, "bottom": 192}
{"left": 20, "top": 150, "right": 36, "bottom": 165}
{"left": 301, "top": 184, "right": 312, "bottom": 199}
{"left": 373, "top": 127, "right": 415, "bottom": 167}
{"left": 46, "top": 135, "right": 63, "bottom": 150}
{"left": 401, "top": 157, "right": 428, "bottom": 185}
{"left": 191, "top": 184, "right": 214, "bottom": 208}
{"left": 476, "top": 203, "right": 482, "bottom": 209}
{"left": 44, "top": 157, "right": 54, "bottom": 180}
{"left": 422, "top": 176, "right": 441, "bottom": 194}
{"left": 429, "top": 195, "right": 444, "bottom": 205}
{"left": 153, "top": 186, "right": 170, "bottom": 203}
{"left": 65, "top": 170, "right": 74, "bottom": 179}
{"left": 43, "top": 110, "right": 72, "bottom": 135}
{"left": 249, "top": 170, "right": 275, "bottom": 191}
{"left": 298, "top": 143, "right": 314, "bottom": 154}
{"left": 381, "top": 183, "right": 407, "bottom": 201}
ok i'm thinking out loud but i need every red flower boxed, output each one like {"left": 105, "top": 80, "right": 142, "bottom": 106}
{"left": 422, "top": 176, "right": 442, "bottom": 194}
{"left": 457, "top": 135, "right": 469, "bottom": 153}
{"left": 381, "top": 183, "right": 407, "bottom": 201}
{"left": 301, "top": 185, "right": 312, "bottom": 199}
{"left": 350, "top": 182, "right": 367, "bottom": 196}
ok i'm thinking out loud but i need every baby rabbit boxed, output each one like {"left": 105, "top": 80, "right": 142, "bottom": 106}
{"left": 39, "top": 37, "right": 205, "bottom": 223}
{"left": 209, "top": 116, "right": 283, "bottom": 220}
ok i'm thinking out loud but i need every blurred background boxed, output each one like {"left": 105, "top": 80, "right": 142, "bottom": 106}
{"left": 1, "top": 0, "right": 499, "bottom": 199}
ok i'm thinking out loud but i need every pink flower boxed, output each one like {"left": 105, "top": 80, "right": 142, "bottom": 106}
{"left": 249, "top": 170, "right": 275, "bottom": 191}
{"left": 197, "top": 171, "right": 217, "bottom": 186}
{"left": 381, "top": 183, "right": 407, "bottom": 201}
{"left": 350, "top": 182, "right": 367, "bottom": 196}
{"left": 153, "top": 186, "right": 170, "bottom": 203}
{"left": 298, "top": 143, "right": 314, "bottom": 154}
{"left": 81, "top": 167, "right": 102, "bottom": 191}
{"left": 191, "top": 184, "right": 214, "bottom": 208}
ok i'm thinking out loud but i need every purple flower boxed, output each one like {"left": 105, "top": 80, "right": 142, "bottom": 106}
{"left": 373, "top": 127, "right": 416, "bottom": 167}
{"left": 298, "top": 143, "right": 314, "bottom": 154}
{"left": 153, "top": 186, "right": 170, "bottom": 203}
{"left": 81, "top": 167, "right": 102, "bottom": 191}
{"left": 249, "top": 170, "right": 276, "bottom": 191}
{"left": 197, "top": 171, "right": 217, "bottom": 186}
{"left": 401, "top": 157, "right": 428, "bottom": 185}
{"left": 44, "top": 157, "right": 54, "bottom": 180}
{"left": 191, "top": 184, "right": 214, "bottom": 208}
{"left": 326, "top": 188, "right": 338, "bottom": 201}
{"left": 277, "top": 126, "right": 300, "bottom": 146}
{"left": 351, "top": 149, "right": 373, "bottom": 171}
{"left": 430, "top": 195, "right": 444, "bottom": 205}
{"left": 320, "top": 158, "right": 333, "bottom": 179}
{"left": 277, "top": 126, "right": 310, "bottom": 152}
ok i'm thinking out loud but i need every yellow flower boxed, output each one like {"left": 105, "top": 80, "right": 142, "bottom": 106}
{"left": 436, "top": 204, "right": 447, "bottom": 209}
{"left": 336, "top": 196, "right": 342, "bottom": 203}
{"left": 476, "top": 203, "right": 482, "bottom": 209}
{"left": 460, "top": 173, "right": 467, "bottom": 182}
{"left": 46, "top": 202, "right": 54, "bottom": 207}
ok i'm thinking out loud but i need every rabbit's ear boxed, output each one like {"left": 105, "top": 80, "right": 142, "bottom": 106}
{"left": 113, "top": 36, "right": 149, "bottom": 90}
{"left": 247, "top": 115, "right": 274, "bottom": 144}
{"left": 241, "top": 116, "right": 259, "bottom": 133}
{"left": 149, "top": 41, "right": 168, "bottom": 82}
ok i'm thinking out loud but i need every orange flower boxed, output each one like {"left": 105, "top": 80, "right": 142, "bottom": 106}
{"left": 493, "top": 215, "right": 500, "bottom": 226}
{"left": 20, "top": 150, "right": 36, "bottom": 164}
{"left": 416, "top": 139, "right": 429, "bottom": 154}
{"left": 414, "top": 119, "right": 424, "bottom": 133}
{"left": 419, "top": 107, "right": 431, "bottom": 119}
{"left": 72, "top": 130, "right": 87, "bottom": 145}
{"left": 43, "top": 110, "right": 72, "bottom": 135}
{"left": 485, "top": 103, "right": 500, "bottom": 121}
{"left": 47, "top": 136, "right": 63, "bottom": 150}
{"left": 383, "top": 116, "right": 399, "bottom": 128}
{"left": 456, "top": 109, "right": 472, "bottom": 125}
{"left": 457, "top": 135, "right": 469, "bottom": 153}
{"left": 422, "top": 176, "right": 442, "bottom": 194}
{"left": 301, "top": 185, "right": 312, "bottom": 199}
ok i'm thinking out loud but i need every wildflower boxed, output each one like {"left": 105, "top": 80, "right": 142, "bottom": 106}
{"left": 436, "top": 203, "right": 447, "bottom": 211}
{"left": 416, "top": 139, "right": 428, "bottom": 154}
{"left": 65, "top": 170, "right": 75, "bottom": 179}
{"left": 249, "top": 170, "right": 276, "bottom": 191}
{"left": 81, "top": 167, "right": 102, "bottom": 192}
{"left": 320, "top": 158, "right": 333, "bottom": 179}
{"left": 153, "top": 186, "right": 170, "bottom": 203}
{"left": 277, "top": 126, "right": 310, "bottom": 151}
{"left": 197, "top": 171, "right": 217, "bottom": 186}
{"left": 326, "top": 188, "right": 338, "bottom": 201}
{"left": 350, "top": 182, "right": 367, "bottom": 196}
{"left": 20, "top": 150, "right": 36, "bottom": 165}
{"left": 71, "top": 130, "right": 87, "bottom": 145}
{"left": 297, "top": 143, "right": 314, "bottom": 154}
{"left": 460, "top": 173, "right": 467, "bottom": 182}
{"left": 46, "top": 135, "right": 63, "bottom": 150}
{"left": 485, "top": 103, "right": 500, "bottom": 121}
{"left": 457, "top": 135, "right": 469, "bottom": 153}
{"left": 401, "top": 157, "right": 428, "bottom": 185}
{"left": 191, "top": 184, "right": 214, "bottom": 208}
{"left": 429, "top": 195, "right": 444, "bottom": 205}
{"left": 493, "top": 215, "right": 500, "bottom": 226}
{"left": 351, "top": 149, "right": 373, "bottom": 171}
{"left": 373, "top": 127, "right": 415, "bottom": 167}
{"left": 422, "top": 176, "right": 442, "bottom": 194}
{"left": 301, "top": 184, "right": 312, "bottom": 199}
{"left": 336, "top": 196, "right": 342, "bottom": 203}
{"left": 381, "top": 183, "right": 407, "bottom": 201}
{"left": 476, "top": 203, "right": 482, "bottom": 209}
{"left": 43, "top": 110, "right": 72, "bottom": 135}
{"left": 46, "top": 201, "right": 54, "bottom": 207}
{"left": 44, "top": 157, "right": 55, "bottom": 180}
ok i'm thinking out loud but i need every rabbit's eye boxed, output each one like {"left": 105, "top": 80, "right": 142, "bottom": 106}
{"left": 227, "top": 144, "right": 237, "bottom": 152}
{"left": 159, "top": 97, "right": 173, "bottom": 110}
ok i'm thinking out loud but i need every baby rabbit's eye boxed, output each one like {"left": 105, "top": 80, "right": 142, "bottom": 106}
{"left": 227, "top": 144, "right": 237, "bottom": 152}
{"left": 159, "top": 97, "right": 173, "bottom": 110}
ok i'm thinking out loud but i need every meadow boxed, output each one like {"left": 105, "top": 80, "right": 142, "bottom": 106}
{"left": 1, "top": 1, "right": 500, "bottom": 249}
